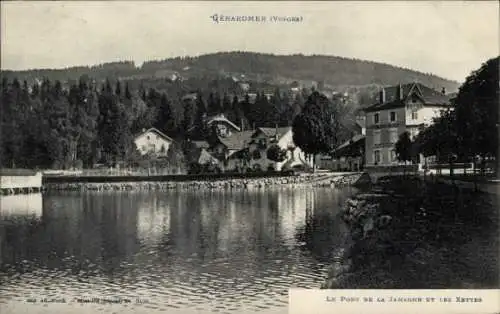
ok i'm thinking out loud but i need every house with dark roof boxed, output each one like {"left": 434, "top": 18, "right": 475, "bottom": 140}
{"left": 134, "top": 128, "right": 174, "bottom": 156}
{"left": 316, "top": 135, "right": 366, "bottom": 172}
{"left": 208, "top": 130, "right": 255, "bottom": 168}
{"left": 316, "top": 117, "right": 366, "bottom": 172}
{"left": 362, "top": 82, "right": 452, "bottom": 168}
{"left": 224, "top": 126, "right": 310, "bottom": 172}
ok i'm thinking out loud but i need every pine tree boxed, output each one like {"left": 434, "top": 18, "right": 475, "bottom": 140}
{"left": 99, "top": 85, "right": 131, "bottom": 165}
{"left": 115, "top": 80, "right": 122, "bottom": 96}
{"left": 222, "top": 93, "right": 231, "bottom": 112}
{"left": 155, "top": 93, "right": 176, "bottom": 134}
{"left": 125, "top": 82, "right": 132, "bottom": 100}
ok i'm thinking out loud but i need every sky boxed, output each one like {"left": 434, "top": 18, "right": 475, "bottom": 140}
{"left": 1, "top": 1, "right": 498, "bottom": 82}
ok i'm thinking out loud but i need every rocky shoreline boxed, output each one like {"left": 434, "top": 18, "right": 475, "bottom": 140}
{"left": 322, "top": 176, "right": 499, "bottom": 289}
{"left": 43, "top": 173, "right": 367, "bottom": 192}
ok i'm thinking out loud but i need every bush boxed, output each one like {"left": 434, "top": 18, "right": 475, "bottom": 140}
{"left": 74, "top": 159, "right": 84, "bottom": 169}
{"left": 252, "top": 150, "right": 262, "bottom": 160}
{"left": 253, "top": 164, "right": 263, "bottom": 172}
{"left": 267, "top": 144, "right": 288, "bottom": 162}
{"left": 187, "top": 162, "right": 202, "bottom": 174}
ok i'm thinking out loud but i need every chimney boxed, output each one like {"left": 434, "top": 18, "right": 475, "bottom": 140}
{"left": 379, "top": 88, "right": 386, "bottom": 104}
{"left": 397, "top": 83, "right": 403, "bottom": 100}
{"left": 142, "top": 128, "right": 146, "bottom": 133}
{"left": 240, "top": 118, "right": 244, "bottom": 131}
{"left": 441, "top": 87, "right": 446, "bottom": 95}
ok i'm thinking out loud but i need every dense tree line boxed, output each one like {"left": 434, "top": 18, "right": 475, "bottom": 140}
{"left": 0, "top": 75, "right": 328, "bottom": 170}
{"left": 395, "top": 56, "right": 499, "bottom": 176}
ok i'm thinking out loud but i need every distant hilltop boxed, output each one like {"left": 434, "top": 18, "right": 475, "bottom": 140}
{"left": 1, "top": 51, "right": 460, "bottom": 93}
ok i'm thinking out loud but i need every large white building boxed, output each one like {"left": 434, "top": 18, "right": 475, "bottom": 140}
{"left": 363, "top": 82, "right": 452, "bottom": 167}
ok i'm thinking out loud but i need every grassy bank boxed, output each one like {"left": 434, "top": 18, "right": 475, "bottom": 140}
{"left": 323, "top": 176, "right": 499, "bottom": 289}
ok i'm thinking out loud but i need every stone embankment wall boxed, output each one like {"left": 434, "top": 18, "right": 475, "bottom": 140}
{"left": 313, "top": 172, "right": 372, "bottom": 188}
{"left": 43, "top": 172, "right": 370, "bottom": 192}
{"left": 44, "top": 174, "right": 315, "bottom": 192}
{"left": 322, "top": 192, "right": 393, "bottom": 289}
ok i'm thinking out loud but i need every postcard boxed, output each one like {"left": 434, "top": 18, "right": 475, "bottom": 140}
{"left": 0, "top": 1, "right": 498, "bottom": 314}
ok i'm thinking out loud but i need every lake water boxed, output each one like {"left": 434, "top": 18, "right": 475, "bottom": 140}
{"left": 0, "top": 187, "right": 357, "bottom": 314}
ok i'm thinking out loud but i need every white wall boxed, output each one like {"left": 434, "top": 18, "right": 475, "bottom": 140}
{"left": 365, "top": 107, "right": 406, "bottom": 166}
{"left": 1, "top": 173, "right": 42, "bottom": 189}
{"left": 226, "top": 130, "right": 309, "bottom": 171}
{"left": 410, "top": 106, "right": 446, "bottom": 126}
{"left": 134, "top": 131, "right": 172, "bottom": 156}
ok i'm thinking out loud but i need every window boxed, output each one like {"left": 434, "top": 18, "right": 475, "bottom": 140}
{"left": 390, "top": 111, "right": 396, "bottom": 122}
{"left": 411, "top": 111, "right": 418, "bottom": 120}
{"left": 258, "top": 138, "right": 267, "bottom": 149}
{"left": 147, "top": 135, "right": 150, "bottom": 140}
{"left": 374, "top": 113, "right": 379, "bottom": 124}
{"left": 391, "top": 150, "right": 397, "bottom": 162}
{"left": 373, "top": 130, "right": 381, "bottom": 144}
{"left": 389, "top": 128, "right": 399, "bottom": 143}
{"left": 374, "top": 150, "right": 380, "bottom": 164}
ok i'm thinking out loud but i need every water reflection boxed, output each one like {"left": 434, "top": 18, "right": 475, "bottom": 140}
{"left": 0, "top": 188, "right": 355, "bottom": 314}
{"left": 0, "top": 193, "right": 43, "bottom": 218}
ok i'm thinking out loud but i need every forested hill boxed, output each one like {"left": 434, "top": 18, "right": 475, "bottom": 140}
{"left": 1, "top": 52, "right": 460, "bottom": 92}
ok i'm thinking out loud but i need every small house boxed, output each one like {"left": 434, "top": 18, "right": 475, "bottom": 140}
{"left": 134, "top": 128, "right": 174, "bottom": 156}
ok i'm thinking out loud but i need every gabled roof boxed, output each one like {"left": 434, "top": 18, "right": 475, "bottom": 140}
{"left": 335, "top": 134, "right": 365, "bottom": 151}
{"left": 363, "top": 82, "right": 451, "bottom": 112}
{"left": 252, "top": 127, "right": 292, "bottom": 140}
{"left": 134, "top": 127, "right": 174, "bottom": 142}
{"left": 206, "top": 114, "right": 241, "bottom": 131}
{"left": 333, "top": 134, "right": 366, "bottom": 158}
{"left": 197, "top": 149, "right": 220, "bottom": 165}
{"left": 217, "top": 130, "right": 255, "bottom": 150}
{"left": 355, "top": 116, "right": 366, "bottom": 129}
